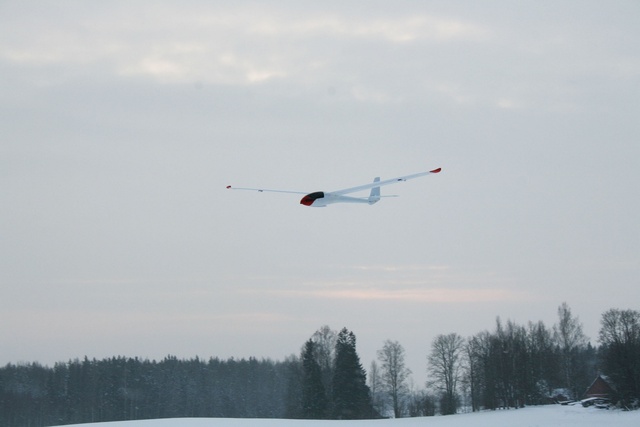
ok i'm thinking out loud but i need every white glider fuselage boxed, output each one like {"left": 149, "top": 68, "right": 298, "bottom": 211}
{"left": 301, "top": 176, "right": 383, "bottom": 207}
{"left": 227, "top": 167, "right": 441, "bottom": 207}
{"left": 300, "top": 192, "right": 377, "bottom": 207}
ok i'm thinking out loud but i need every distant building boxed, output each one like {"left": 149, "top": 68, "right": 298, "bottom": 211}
{"left": 583, "top": 375, "right": 615, "bottom": 399}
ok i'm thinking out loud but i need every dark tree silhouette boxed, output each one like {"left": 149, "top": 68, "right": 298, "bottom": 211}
{"left": 599, "top": 308, "right": 640, "bottom": 405}
{"left": 301, "top": 340, "right": 328, "bottom": 419}
{"left": 332, "top": 328, "right": 375, "bottom": 419}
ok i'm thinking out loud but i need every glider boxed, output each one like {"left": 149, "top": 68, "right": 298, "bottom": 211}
{"left": 226, "top": 167, "right": 441, "bottom": 207}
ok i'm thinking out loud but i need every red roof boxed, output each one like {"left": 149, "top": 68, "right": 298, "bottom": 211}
{"left": 584, "top": 375, "right": 615, "bottom": 398}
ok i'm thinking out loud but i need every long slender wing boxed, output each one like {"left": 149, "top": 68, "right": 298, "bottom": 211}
{"left": 330, "top": 167, "right": 441, "bottom": 195}
{"left": 226, "top": 185, "right": 308, "bottom": 195}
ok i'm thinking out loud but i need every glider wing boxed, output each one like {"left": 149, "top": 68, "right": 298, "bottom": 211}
{"left": 330, "top": 167, "right": 441, "bottom": 195}
{"left": 226, "top": 185, "right": 308, "bottom": 195}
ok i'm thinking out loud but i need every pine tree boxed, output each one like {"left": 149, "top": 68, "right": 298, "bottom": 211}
{"left": 301, "top": 340, "right": 328, "bottom": 419}
{"left": 332, "top": 328, "right": 375, "bottom": 419}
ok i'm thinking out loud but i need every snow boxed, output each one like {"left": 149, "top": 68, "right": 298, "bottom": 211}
{"left": 67, "top": 404, "right": 639, "bottom": 427}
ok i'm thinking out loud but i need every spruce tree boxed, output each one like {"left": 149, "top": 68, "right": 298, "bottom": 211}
{"left": 301, "top": 340, "right": 328, "bottom": 419}
{"left": 332, "top": 328, "right": 375, "bottom": 419}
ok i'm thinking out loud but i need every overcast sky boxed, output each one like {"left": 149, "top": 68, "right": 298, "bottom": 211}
{"left": 1, "top": 1, "right": 638, "bottom": 385}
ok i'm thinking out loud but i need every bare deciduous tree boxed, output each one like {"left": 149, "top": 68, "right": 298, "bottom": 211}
{"left": 553, "top": 302, "right": 587, "bottom": 397}
{"left": 311, "top": 325, "right": 337, "bottom": 401}
{"left": 377, "top": 340, "right": 411, "bottom": 418}
{"left": 368, "top": 360, "right": 385, "bottom": 416}
{"left": 427, "top": 333, "right": 464, "bottom": 415}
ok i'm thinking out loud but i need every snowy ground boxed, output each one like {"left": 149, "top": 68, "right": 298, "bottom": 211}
{"left": 68, "top": 404, "right": 639, "bottom": 427}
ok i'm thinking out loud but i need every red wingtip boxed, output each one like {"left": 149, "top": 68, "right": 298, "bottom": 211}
{"left": 226, "top": 185, "right": 232, "bottom": 189}
{"left": 430, "top": 167, "right": 442, "bottom": 173}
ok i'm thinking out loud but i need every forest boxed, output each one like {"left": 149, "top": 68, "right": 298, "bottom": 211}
{"left": 1, "top": 304, "right": 638, "bottom": 427}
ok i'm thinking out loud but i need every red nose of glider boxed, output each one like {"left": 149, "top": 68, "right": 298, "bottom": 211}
{"left": 300, "top": 191, "right": 325, "bottom": 206}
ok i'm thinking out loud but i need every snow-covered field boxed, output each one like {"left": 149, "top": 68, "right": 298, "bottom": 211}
{"left": 68, "top": 404, "right": 639, "bottom": 427}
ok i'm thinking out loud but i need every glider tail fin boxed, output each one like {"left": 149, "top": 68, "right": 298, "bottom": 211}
{"left": 368, "top": 177, "right": 381, "bottom": 205}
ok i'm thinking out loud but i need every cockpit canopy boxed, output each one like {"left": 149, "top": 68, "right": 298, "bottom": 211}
{"left": 300, "top": 191, "right": 325, "bottom": 206}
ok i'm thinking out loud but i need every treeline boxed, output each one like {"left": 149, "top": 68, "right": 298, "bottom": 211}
{"left": 0, "top": 355, "right": 293, "bottom": 426}
{"left": 1, "top": 305, "right": 639, "bottom": 426}
{"left": 383, "top": 304, "right": 640, "bottom": 416}
{"left": 428, "top": 312, "right": 597, "bottom": 414}
{"left": 0, "top": 327, "right": 376, "bottom": 427}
